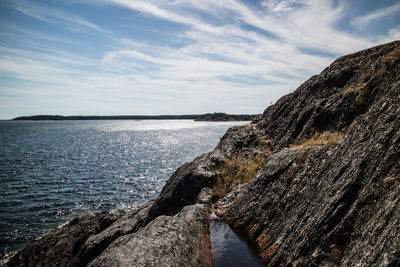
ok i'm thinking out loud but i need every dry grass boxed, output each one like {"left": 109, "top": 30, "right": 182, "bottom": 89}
{"left": 340, "top": 117, "right": 359, "bottom": 133}
{"left": 289, "top": 131, "right": 344, "bottom": 150}
{"left": 367, "top": 47, "right": 400, "bottom": 82}
{"left": 382, "top": 47, "right": 400, "bottom": 68}
{"left": 347, "top": 117, "right": 358, "bottom": 131}
{"left": 293, "top": 257, "right": 305, "bottom": 267}
{"left": 256, "top": 145, "right": 273, "bottom": 155}
{"left": 211, "top": 155, "right": 266, "bottom": 201}
{"left": 257, "top": 136, "right": 274, "bottom": 155}
{"left": 344, "top": 47, "right": 399, "bottom": 99}
{"left": 383, "top": 174, "right": 400, "bottom": 184}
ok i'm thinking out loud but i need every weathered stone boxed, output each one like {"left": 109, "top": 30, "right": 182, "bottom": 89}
{"left": 215, "top": 41, "right": 400, "bottom": 266}
{"left": 76, "top": 199, "right": 155, "bottom": 265}
{"left": 88, "top": 204, "right": 211, "bottom": 267}
{"left": 4, "top": 200, "right": 154, "bottom": 267}
{"left": 197, "top": 187, "right": 212, "bottom": 204}
{"left": 146, "top": 152, "right": 220, "bottom": 221}
{"left": 215, "top": 124, "right": 263, "bottom": 157}
{"left": 4, "top": 211, "right": 122, "bottom": 267}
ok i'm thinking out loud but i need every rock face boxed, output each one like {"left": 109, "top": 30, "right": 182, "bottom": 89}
{"left": 5, "top": 200, "right": 155, "bottom": 267}
{"left": 146, "top": 153, "right": 217, "bottom": 220}
{"left": 5, "top": 199, "right": 212, "bottom": 267}
{"left": 5, "top": 41, "right": 400, "bottom": 266}
{"left": 215, "top": 40, "right": 400, "bottom": 266}
{"left": 88, "top": 204, "right": 210, "bottom": 267}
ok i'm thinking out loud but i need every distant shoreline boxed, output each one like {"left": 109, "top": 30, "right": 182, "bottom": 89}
{"left": 11, "top": 115, "right": 199, "bottom": 121}
{"left": 11, "top": 113, "right": 258, "bottom": 122}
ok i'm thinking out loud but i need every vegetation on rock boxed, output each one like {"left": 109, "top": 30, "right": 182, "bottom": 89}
{"left": 289, "top": 130, "right": 344, "bottom": 150}
{"left": 211, "top": 155, "right": 266, "bottom": 201}
{"left": 214, "top": 40, "right": 400, "bottom": 266}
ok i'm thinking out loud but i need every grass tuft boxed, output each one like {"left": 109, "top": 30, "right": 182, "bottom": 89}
{"left": 289, "top": 131, "right": 344, "bottom": 150}
{"left": 344, "top": 82, "right": 365, "bottom": 102}
{"left": 382, "top": 47, "right": 400, "bottom": 68}
{"left": 383, "top": 174, "right": 400, "bottom": 184}
{"left": 211, "top": 155, "right": 266, "bottom": 201}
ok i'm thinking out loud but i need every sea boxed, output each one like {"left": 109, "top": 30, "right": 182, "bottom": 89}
{"left": 0, "top": 119, "right": 247, "bottom": 257}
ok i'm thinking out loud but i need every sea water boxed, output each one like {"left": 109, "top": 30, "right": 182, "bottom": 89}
{"left": 0, "top": 120, "right": 246, "bottom": 257}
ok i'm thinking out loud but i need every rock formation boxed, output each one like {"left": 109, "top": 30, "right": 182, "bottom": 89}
{"left": 214, "top": 40, "right": 400, "bottom": 266}
{"left": 4, "top": 41, "right": 399, "bottom": 266}
{"left": 88, "top": 204, "right": 210, "bottom": 267}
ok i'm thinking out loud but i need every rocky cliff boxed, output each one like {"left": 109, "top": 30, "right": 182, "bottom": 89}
{"left": 4, "top": 41, "right": 399, "bottom": 266}
{"left": 213, "top": 40, "right": 400, "bottom": 266}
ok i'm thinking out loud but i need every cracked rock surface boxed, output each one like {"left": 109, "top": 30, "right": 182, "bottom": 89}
{"left": 215, "top": 41, "right": 400, "bottom": 266}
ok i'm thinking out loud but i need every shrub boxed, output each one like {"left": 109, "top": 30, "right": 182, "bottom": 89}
{"left": 211, "top": 155, "right": 266, "bottom": 201}
{"left": 289, "top": 131, "right": 344, "bottom": 150}
{"left": 344, "top": 82, "right": 365, "bottom": 102}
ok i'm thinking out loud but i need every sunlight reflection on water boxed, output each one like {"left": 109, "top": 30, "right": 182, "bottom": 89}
{"left": 0, "top": 120, "right": 247, "bottom": 256}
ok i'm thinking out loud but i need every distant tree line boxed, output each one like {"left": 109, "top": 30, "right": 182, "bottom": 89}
{"left": 12, "top": 113, "right": 259, "bottom": 121}
{"left": 194, "top": 112, "right": 258, "bottom": 121}
{"left": 12, "top": 115, "right": 199, "bottom": 121}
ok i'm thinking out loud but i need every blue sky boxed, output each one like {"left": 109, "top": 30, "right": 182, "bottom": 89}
{"left": 0, "top": 0, "right": 399, "bottom": 119}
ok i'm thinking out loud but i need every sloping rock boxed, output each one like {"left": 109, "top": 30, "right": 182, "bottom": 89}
{"left": 145, "top": 149, "right": 231, "bottom": 222}
{"left": 5, "top": 200, "right": 154, "bottom": 267}
{"left": 146, "top": 122, "right": 268, "bottom": 222}
{"left": 88, "top": 204, "right": 211, "bottom": 267}
{"left": 215, "top": 124, "right": 263, "bottom": 157}
{"left": 215, "top": 41, "right": 400, "bottom": 266}
{"left": 145, "top": 153, "right": 217, "bottom": 221}
{"left": 197, "top": 187, "right": 212, "bottom": 205}
{"left": 4, "top": 211, "right": 121, "bottom": 267}
{"left": 256, "top": 40, "right": 400, "bottom": 151}
{"left": 76, "top": 199, "right": 155, "bottom": 265}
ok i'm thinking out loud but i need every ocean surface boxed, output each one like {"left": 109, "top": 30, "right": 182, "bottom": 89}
{"left": 0, "top": 119, "right": 247, "bottom": 257}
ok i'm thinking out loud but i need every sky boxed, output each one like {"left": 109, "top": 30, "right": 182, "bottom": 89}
{"left": 0, "top": 0, "right": 399, "bottom": 119}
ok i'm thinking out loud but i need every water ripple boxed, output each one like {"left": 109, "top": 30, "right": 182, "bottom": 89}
{"left": 0, "top": 120, "right": 246, "bottom": 256}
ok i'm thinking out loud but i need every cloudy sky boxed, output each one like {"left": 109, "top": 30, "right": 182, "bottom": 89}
{"left": 0, "top": 0, "right": 399, "bottom": 119}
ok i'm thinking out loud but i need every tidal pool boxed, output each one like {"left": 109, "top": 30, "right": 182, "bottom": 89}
{"left": 210, "top": 212, "right": 265, "bottom": 267}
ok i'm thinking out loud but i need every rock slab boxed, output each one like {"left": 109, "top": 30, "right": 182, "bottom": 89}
{"left": 88, "top": 204, "right": 211, "bottom": 267}
{"left": 215, "top": 41, "right": 400, "bottom": 266}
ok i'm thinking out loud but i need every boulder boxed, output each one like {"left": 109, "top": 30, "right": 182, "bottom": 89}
{"left": 88, "top": 204, "right": 211, "bottom": 267}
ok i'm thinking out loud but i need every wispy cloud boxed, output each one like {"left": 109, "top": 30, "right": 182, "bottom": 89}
{"left": 97, "top": 0, "right": 372, "bottom": 96}
{"left": 0, "top": 0, "right": 399, "bottom": 118}
{"left": 103, "top": 0, "right": 200, "bottom": 26}
{"left": 1, "top": 0, "right": 105, "bottom": 32}
{"left": 351, "top": 3, "right": 400, "bottom": 27}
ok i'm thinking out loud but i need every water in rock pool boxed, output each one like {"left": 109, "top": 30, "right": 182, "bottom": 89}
{"left": 0, "top": 119, "right": 247, "bottom": 257}
{"left": 211, "top": 212, "right": 265, "bottom": 267}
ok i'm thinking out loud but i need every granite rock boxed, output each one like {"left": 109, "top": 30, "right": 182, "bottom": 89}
{"left": 215, "top": 41, "right": 400, "bottom": 266}
{"left": 88, "top": 204, "right": 211, "bottom": 267}
{"left": 4, "top": 200, "right": 154, "bottom": 267}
